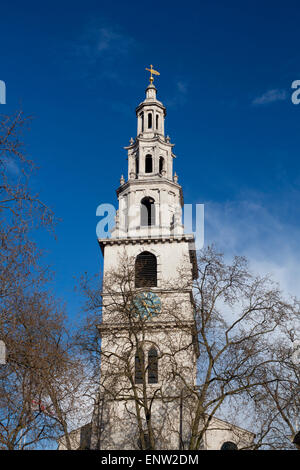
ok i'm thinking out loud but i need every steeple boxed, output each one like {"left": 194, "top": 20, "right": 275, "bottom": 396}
{"left": 111, "top": 69, "right": 184, "bottom": 239}
{"left": 134, "top": 65, "right": 166, "bottom": 138}
{"left": 125, "top": 74, "right": 174, "bottom": 182}
{"left": 87, "top": 68, "right": 254, "bottom": 454}
{"left": 93, "top": 68, "right": 199, "bottom": 452}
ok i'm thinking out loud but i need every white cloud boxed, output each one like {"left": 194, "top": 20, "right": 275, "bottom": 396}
{"left": 252, "top": 89, "right": 287, "bottom": 105}
{"left": 65, "top": 22, "right": 136, "bottom": 83}
{"left": 165, "top": 80, "right": 189, "bottom": 108}
{"left": 204, "top": 199, "right": 300, "bottom": 298}
{"left": 94, "top": 26, "right": 134, "bottom": 57}
{"left": 177, "top": 81, "right": 188, "bottom": 95}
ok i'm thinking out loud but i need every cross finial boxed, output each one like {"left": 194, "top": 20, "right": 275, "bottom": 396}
{"left": 145, "top": 64, "right": 160, "bottom": 84}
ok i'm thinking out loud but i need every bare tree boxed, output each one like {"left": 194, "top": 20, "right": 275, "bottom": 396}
{"left": 0, "top": 112, "right": 89, "bottom": 449}
{"left": 78, "top": 247, "right": 299, "bottom": 450}
{"left": 248, "top": 329, "right": 300, "bottom": 449}
{"left": 182, "top": 247, "right": 299, "bottom": 449}
{"left": 0, "top": 111, "right": 55, "bottom": 303}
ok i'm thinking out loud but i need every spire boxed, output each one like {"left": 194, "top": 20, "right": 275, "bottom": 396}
{"left": 112, "top": 71, "right": 182, "bottom": 240}
{"left": 144, "top": 64, "right": 160, "bottom": 101}
{"left": 135, "top": 66, "right": 166, "bottom": 138}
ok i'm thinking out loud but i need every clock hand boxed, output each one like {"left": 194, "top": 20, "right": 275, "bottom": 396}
{"left": 142, "top": 299, "right": 151, "bottom": 318}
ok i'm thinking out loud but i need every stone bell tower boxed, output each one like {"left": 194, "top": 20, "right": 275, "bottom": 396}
{"left": 92, "top": 66, "right": 199, "bottom": 450}
{"left": 111, "top": 73, "right": 184, "bottom": 240}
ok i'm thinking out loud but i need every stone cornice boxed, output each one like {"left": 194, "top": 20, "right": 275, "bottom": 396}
{"left": 116, "top": 177, "right": 182, "bottom": 198}
{"left": 124, "top": 135, "right": 174, "bottom": 150}
{"left": 135, "top": 100, "right": 166, "bottom": 116}
{"left": 98, "top": 233, "right": 195, "bottom": 248}
{"left": 97, "top": 319, "right": 195, "bottom": 333}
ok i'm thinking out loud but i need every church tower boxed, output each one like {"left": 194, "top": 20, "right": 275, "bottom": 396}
{"left": 92, "top": 67, "right": 199, "bottom": 450}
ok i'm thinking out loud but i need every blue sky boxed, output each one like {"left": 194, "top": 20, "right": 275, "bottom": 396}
{"left": 1, "top": 0, "right": 300, "bottom": 318}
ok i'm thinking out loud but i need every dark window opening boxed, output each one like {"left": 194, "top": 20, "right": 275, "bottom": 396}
{"left": 293, "top": 431, "right": 300, "bottom": 450}
{"left": 141, "top": 112, "right": 144, "bottom": 132}
{"left": 148, "top": 113, "right": 152, "bottom": 129}
{"left": 135, "top": 251, "right": 157, "bottom": 287}
{"left": 135, "top": 157, "right": 139, "bottom": 178}
{"left": 148, "top": 347, "right": 158, "bottom": 384}
{"left": 159, "top": 157, "right": 164, "bottom": 175}
{"left": 135, "top": 348, "right": 144, "bottom": 384}
{"left": 145, "top": 154, "right": 153, "bottom": 173}
{"left": 293, "top": 431, "right": 300, "bottom": 446}
{"left": 138, "top": 432, "right": 153, "bottom": 450}
{"left": 220, "top": 441, "right": 238, "bottom": 450}
{"left": 141, "top": 197, "right": 155, "bottom": 226}
{"left": 156, "top": 114, "right": 159, "bottom": 130}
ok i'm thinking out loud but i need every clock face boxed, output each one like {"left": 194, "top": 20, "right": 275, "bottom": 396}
{"left": 132, "top": 291, "right": 161, "bottom": 320}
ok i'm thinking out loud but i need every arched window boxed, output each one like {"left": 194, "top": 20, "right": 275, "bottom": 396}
{"left": 135, "top": 156, "right": 139, "bottom": 178}
{"left": 138, "top": 432, "right": 152, "bottom": 450}
{"left": 135, "top": 347, "right": 144, "bottom": 384}
{"left": 148, "top": 347, "right": 158, "bottom": 384}
{"left": 293, "top": 431, "right": 300, "bottom": 447}
{"left": 145, "top": 154, "right": 153, "bottom": 173}
{"left": 156, "top": 114, "right": 159, "bottom": 130}
{"left": 141, "top": 112, "right": 144, "bottom": 132}
{"left": 159, "top": 156, "right": 164, "bottom": 175}
{"left": 135, "top": 251, "right": 157, "bottom": 287}
{"left": 141, "top": 196, "right": 155, "bottom": 226}
{"left": 148, "top": 112, "right": 152, "bottom": 129}
{"left": 220, "top": 441, "right": 238, "bottom": 450}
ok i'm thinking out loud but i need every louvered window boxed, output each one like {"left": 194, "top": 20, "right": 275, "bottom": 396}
{"left": 135, "top": 251, "right": 157, "bottom": 288}
{"left": 148, "top": 347, "right": 158, "bottom": 384}
{"left": 135, "top": 348, "right": 144, "bottom": 384}
{"left": 138, "top": 432, "right": 152, "bottom": 450}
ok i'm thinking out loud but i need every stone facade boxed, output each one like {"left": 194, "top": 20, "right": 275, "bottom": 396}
{"left": 92, "top": 80, "right": 200, "bottom": 450}
{"left": 59, "top": 78, "right": 254, "bottom": 451}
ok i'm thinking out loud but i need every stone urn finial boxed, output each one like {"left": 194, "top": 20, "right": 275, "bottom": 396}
{"left": 120, "top": 174, "right": 125, "bottom": 185}
{"left": 173, "top": 172, "right": 178, "bottom": 183}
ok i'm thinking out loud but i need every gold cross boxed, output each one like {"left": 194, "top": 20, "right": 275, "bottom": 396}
{"left": 145, "top": 64, "right": 160, "bottom": 84}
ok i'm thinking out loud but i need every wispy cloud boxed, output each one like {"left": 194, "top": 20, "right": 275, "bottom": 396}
{"left": 176, "top": 81, "right": 188, "bottom": 95}
{"left": 79, "top": 26, "right": 135, "bottom": 61}
{"left": 204, "top": 198, "right": 300, "bottom": 298}
{"left": 63, "top": 22, "right": 136, "bottom": 83}
{"left": 252, "top": 88, "right": 287, "bottom": 105}
{"left": 166, "top": 80, "right": 189, "bottom": 108}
